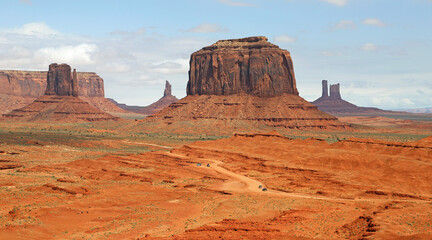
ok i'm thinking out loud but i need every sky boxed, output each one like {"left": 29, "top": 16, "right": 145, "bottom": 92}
{"left": 0, "top": 0, "right": 431, "bottom": 110}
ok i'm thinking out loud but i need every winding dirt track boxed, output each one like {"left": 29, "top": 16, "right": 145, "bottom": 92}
{"left": 164, "top": 151, "right": 431, "bottom": 203}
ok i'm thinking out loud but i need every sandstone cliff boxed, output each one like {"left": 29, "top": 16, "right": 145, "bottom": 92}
{"left": 187, "top": 36, "right": 298, "bottom": 97}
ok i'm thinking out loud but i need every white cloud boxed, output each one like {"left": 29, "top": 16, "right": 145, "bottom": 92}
{"left": 331, "top": 20, "right": 356, "bottom": 30}
{"left": 218, "top": 0, "right": 255, "bottom": 7}
{"left": 320, "top": 0, "right": 348, "bottom": 6}
{"left": 8, "top": 22, "right": 59, "bottom": 38}
{"left": 362, "top": 18, "right": 387, "bottom": 27}
{"left": 35, "top": 44, "right": 98, "bottom": 66}
{"left": 9, "top": 46, "right": 32, "bottom": 58}
{"left": 274, "top": 35, "right": 297, "bottom": 43}
{"left": 0, "top": 36, "right": 8, "bottom": 44}
{"left": 185, "top": 23, "right": 228, "bottom": 33}
{"left": 362, "top": 43, "right": 378, "bottom": 51}
{"left": 152, "top": 59, "right": 189, "bottom": 75}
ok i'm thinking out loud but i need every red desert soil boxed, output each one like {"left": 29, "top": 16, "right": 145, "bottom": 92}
{"left": 1, "top": 132, "right": 431, "bottom": 239}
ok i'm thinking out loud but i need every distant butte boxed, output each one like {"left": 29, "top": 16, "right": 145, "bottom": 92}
{"left": 145, "top": 36, "right": 347, "bottom": 129}
{"left": 111, "top": 80, "right": 179, "bottom": 115}
{"left": 2, "top": 63, "right": 118, "bottom": 122}
{"left": 312, "top": 80, "right": 397, "bottom": 116}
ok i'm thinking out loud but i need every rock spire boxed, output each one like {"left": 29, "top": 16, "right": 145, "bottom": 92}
{"left": 164, "top": 80, "right": 172, "bottom": 97}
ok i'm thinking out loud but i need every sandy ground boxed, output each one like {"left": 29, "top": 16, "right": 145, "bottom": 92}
{"left": 1, "top": 123, "right": 431, "bottom": 239}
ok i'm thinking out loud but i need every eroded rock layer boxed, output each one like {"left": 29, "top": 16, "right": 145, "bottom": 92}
{"left": 3, "top": 95, "right": 119, "bottom": 122}
{"left": 147, "top": 93, "right": 345, "bottom": 129}
{"left": 187, "top": 36, "right": 298, "bottom": 97}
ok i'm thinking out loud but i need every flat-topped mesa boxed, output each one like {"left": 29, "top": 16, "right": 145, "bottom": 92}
{"left": 187, "top": 36, "right": 299, "bottom": 97}
{"left": 45, "top": 63, "right": 78, "bottom": 97}
{"left": 329, "top": 83, "right": 341, "bottom": 100}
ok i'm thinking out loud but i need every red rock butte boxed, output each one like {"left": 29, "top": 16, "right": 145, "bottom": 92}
{"left": 2, "top": 63, "right": 118, "bottom": 122}
{"left": 187, "top": 36, "right": 298, "bottom": 97}
{"left": 147, "top": 36, "right": 347, "bottom": 129}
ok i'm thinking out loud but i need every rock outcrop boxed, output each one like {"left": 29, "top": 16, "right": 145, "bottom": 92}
{"left": 112, "top": 80, "right": 179, "bottom": 115}
{"left": 45, "top": 64, "right": 78, "bottom": 96}
{"left": 312, "top": 80, "right": 393, "bottom": 116}
{"left": 2, "top": 64, "right": 118, "bottom": 122}
{"left": 0, "top": 69, "right": 126, "bottom": 114}
{"left": 187, "top": 36, "right": 298, "bottom": 97}
{"left": 146, "top": 37, "right": 347, "bottom": 130}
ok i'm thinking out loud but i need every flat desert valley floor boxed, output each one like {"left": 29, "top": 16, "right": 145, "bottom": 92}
{"left": 0, "top": 114, "right": 432, "bottom": 239}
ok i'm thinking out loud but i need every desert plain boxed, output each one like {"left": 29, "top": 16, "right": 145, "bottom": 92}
{"left": 0, "top": 112, "right": 432, "bottom": 239}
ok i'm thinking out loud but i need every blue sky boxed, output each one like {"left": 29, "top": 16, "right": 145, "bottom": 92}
{"left": 0, "top": 0, "right": 431, "bottom": 109}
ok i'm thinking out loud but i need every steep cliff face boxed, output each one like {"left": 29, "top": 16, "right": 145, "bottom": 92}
{"left": 187, "top": 36, "right": 298, "bottom": 97}
{"left": 77, "top": 72, "right": 105, "bottom": 97}
{"left": 0, "top": 71, "right": 46, "bottom": 97}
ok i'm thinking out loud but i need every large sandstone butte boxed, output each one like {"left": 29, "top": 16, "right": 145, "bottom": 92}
{"left": 187, "top": 36, "right": 298, "bottom": 97}
{"left": 2, "top": 64, "right": 118, "bottom": 122}
{"left": 0, "top": 68, "right": 126, "bottom": 114}
{"left": 147, "top": 37, "right": 346, "bottom": 129}
{"left": 312, "top": 80, "right": 395, "bottom": 116}
{"left": 111, "top": 80, "right": 179, "bottom": 115}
